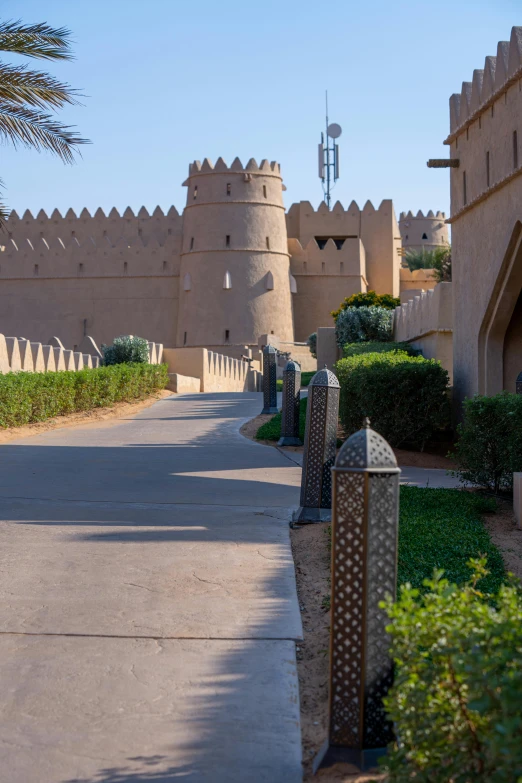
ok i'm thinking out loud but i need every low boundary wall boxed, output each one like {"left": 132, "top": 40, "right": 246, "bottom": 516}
{"left": 163, "top": 347, "right": 260, "bottom": 393}
{"left": 393, "top": 282, "right": 453, "bottom": 381}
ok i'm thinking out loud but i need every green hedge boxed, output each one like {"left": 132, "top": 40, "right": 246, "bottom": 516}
{"left": 451, "top": 392, "right": 522, "bottom": 493}
{"left": 0, "top": 363, "right": 169, "bottom": 428}
{"left": 342, "top": 341, "right": 420, "bottom": 358}
{"left": 336, "top": 352, "right": 450, "bottom": 447}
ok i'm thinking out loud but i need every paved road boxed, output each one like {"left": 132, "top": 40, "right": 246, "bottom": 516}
{"left": 0, "top": 392, "right": 304, "bottom": 783}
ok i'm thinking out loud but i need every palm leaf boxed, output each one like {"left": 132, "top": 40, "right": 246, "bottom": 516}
{"left": 0, "top": 20, "right": 74, "bottom": 61}
{"left": 0, "top": 61, "right": 82, "bottom": 109}
{"left": 0, "top": 101, "right": 89, "bottom": 162}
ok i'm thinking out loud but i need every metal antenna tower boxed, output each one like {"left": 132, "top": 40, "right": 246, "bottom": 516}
{"left": 318, "top": 91, "right": 342, "bottom": 210}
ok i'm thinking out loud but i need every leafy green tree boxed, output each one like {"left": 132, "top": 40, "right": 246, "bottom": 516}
{"left": 331, "top": 290, "right": 399, "bottom": 321}
{"left": 405, "top": 246, "right": 452, "bottom": 283}
{"left": 0, "top": 19, "right": 89, "bottom": 221}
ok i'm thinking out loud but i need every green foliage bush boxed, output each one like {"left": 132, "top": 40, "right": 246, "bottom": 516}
{"left": 331, "top": 289, "right": 400, "bottom": 321}
{"left": 336, "top": 352, "right": 450, "bottom": 447}
{"left": 382, "top": 559, "right": 522, "bottom": 782}
{"left": 335, "top": 306, "right": 394, "bottom": 346}
{"left": 0, "top": 363, "right": 168, "bottom": 428}
{"left": 307, "top": 332, "right": 317, "bottom": 359}
{"left": 102, "top": 335, "right": 150, "bottom": 365}
{"left": 451, "top": 392, "right": 522, "bottom": 493}
{"left": 342, "top": 341, "right": 420, "bottom": 358}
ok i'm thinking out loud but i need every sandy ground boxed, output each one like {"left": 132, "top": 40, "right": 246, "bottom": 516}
{"left": 0, "top": 388, "right": 173, "bottom": 444}
{"left": 290, "top": 497, "right": 522, "bottom": 783}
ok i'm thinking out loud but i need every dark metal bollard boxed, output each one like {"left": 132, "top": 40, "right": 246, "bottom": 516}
{"left": 517, "top": 371, "right": 522, "bottom": 394}
{"left": 295, "top": 366, "right": 340, "bottom": 522}
{"left": 314, "top": 418, "right": 401, "bottom": 773}
{"left": 261, "top": 344, "right": 278, "bottom": 414}
{"left": 278, "top": 359, "right": 302, "bottom": 446}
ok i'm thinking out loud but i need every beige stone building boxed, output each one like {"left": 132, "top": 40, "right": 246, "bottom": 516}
{"left": 0, "top": 156, "right": 413, "bottom": 355}
{"left": 399, "top": 209, "right": 449, "bottom": 254}
{"left": 445, "top": 25, "right": 522, "bottom": 403}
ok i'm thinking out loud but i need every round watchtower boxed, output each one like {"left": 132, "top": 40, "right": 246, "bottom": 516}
{"left": 399, "top": 210, "right": 449, "bottom": 254}
{"left": 176, "top": 157, "right": 294, "bottom": 351}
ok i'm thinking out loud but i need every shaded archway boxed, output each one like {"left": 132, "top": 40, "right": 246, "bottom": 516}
{"left": 478, "top": 221, "right": 522, "bottom": 395}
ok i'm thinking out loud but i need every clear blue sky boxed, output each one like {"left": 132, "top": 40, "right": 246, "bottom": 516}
{"left": 2, "top": 0, "right": 520, "bottom": 220}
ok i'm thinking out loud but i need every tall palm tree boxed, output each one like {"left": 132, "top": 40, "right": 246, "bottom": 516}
{"left": 0, "top": 19, "right": 89, "bottom": 223}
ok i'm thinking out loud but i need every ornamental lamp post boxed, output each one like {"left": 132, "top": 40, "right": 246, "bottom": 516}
{"left": 278, "top": 359, "right": 302, "bottom": 446}
{"left": 295, "top": 366, "right": 340, "bottom": 523}
{"left": 314, "top": 418, "right": 401, "bottom": 772}
{"left": 261, "top": 344, "right": 278, "bottom": 414}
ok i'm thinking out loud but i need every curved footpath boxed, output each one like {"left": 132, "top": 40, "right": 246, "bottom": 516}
{"left": 0, "top": 391, "right": 304, "bottom": 783}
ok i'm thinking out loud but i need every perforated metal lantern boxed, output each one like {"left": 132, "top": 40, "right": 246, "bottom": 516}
{"left": 261, "top": 344, "right": 279, "bottom": 414}
{"left": 314, "top": 419, "right": 401, "bottom": 773}
{"left": 517, "top": 371, "right": 522, "bottom": 394}
{"left": 278, "top": 359, "right": 302, "bottom": 447}
{"left": 296, "top": 367, "right": 340, "bottom": 523}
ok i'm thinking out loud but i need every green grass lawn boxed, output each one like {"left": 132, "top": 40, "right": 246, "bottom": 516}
{"left": 276, "top": 370, "right": 315, "bottom": 391}
{"left": 256, "top": 397, "right": 307, "bottom": 441}
{"left": 398, "top": 486, "right": 504, "bottom": 593}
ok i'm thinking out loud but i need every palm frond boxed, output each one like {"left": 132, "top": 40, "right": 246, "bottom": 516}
{"left": 0, "top": 61, "right": 82, "bottom": 109}
{"left": 0, "top": 177, "right": 8, "bottom": 229}
{"left": 0, "top": 20, "right": 74, "bottom": 61}
{"left": 0, "top": 101, "right": 89, "bottom": 162}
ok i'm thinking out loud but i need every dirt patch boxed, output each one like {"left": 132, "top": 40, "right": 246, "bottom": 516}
{"left": 0, "top": 389, "right": 173, "bottom": 443}
{"left": 483, "top": 499, "right": 522, "bottom": 580}
{"left": 239, "top": 413, "right": 276, "bottom": 446}
{"left": 393, "top": 448, "right": 456, "bottom": 470}
{"left": 291, "top": 523, "right": 384, "bottom": 783}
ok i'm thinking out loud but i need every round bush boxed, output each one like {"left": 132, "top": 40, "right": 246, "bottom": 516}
{"left": 307, "top": 332, "right": 317, "bottom": 359}
{"left": 450, "top": 392, "right": 522, "bottom": 493}
{"left": 342, "top": 341, "right": 420, "bottom": 358}
{"left": 102, "top": 335, "right": 150, "bottom": 365}
{"left": 335, "top": 306, "right": 394, "bottom": 347}
{"left": 336, "top": 352, "right": 450, "bottom": 447}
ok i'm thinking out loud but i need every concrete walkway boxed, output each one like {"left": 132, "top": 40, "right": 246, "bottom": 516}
{"left": 0, "top": 392, "right": 303, "bottom": 782}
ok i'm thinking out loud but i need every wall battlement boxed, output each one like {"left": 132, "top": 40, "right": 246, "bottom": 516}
{"left": 399, "top": 210, "right": 445, "bottom": 219}
{"left": 448, "top": 27, "right": 522, "bottom": 135}
{"left": 288, "top": 237, "right": 366, "bottom": 278}
{"left": 188, "top": 157, "right": 281, "bottom": 175}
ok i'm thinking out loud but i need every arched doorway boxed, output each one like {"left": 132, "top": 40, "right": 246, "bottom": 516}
{"left": 478, "top": 221, "right": 522, "bottom": 395}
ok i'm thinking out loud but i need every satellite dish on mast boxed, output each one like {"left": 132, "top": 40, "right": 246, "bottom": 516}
{"left": 327, "top": 123, "right": 342, "bottom": 139}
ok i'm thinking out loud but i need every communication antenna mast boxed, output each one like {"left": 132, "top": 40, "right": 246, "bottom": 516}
{"left": 318, "top": 91, "right": 342, "bottom": 210}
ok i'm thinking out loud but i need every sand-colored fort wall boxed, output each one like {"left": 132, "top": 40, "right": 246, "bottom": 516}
{"left": 163, "top": 347, "right": 259, "bottom": 393}
{"left": 286, "top": 199, "right": 400, "bottom": 297}
{"left": 0, "top": 207, "right": 181, "bottom": 348}
{"left": 445, "top": 26, "right": 522, "bottom": 401}
{"left": 399, "top": 267, "right": 437, "bottom": 293}
{"left": 289, "top": 236, "right": 366, "bottom": 341}
{"left": 393, "top": 283, "right": 453, "bottom": 381}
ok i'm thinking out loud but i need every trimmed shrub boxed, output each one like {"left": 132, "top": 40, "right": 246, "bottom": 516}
{"left": 307, "top": 332, "right": 317, "bottom": 359}
{"left": 0, "top": 363, "right": 168, "bottom": 428}
{"left": 450, "top": 392, "right": 522, "bottom": 493}
{"left": 102, "top": 335, "right": 150, "bottom": 365}
{"left": 336, "top": 352, "right": 450, "bottom": 447}
{"left": 342, "top": 341, "right": 420, "bottom": 358}
{"left": 381, "top": 559, "right": 522, "bottom": 782}
{"left": 335, "top": 306, "right": 394, "bottom": 347}
{"left": 331, "top": 289, "right": 400, "bottom": 321}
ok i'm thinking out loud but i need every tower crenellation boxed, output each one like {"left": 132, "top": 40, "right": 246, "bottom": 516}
{"left": 398, "top": 209, "right": 449, "bottom": 254}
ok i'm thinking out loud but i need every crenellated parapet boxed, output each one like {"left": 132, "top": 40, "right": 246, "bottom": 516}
{"left": 0, "top": 206, "right": 182, "bottom": 278}
{"left": 446, "top": 26, "right": 522, "bottom": 221}
{"left": 187, "top": 157, "right": 281, "bottom": 176}
{"left": 398, "top": 209, "right": 449, "bottom": 253}
{"left": 289, "top": 236, "right": 366, "bottom": 279}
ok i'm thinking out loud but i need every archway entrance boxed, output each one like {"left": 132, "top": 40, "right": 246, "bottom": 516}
{"left": 478, "top": 221, "right": 522, "bottom": 395}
